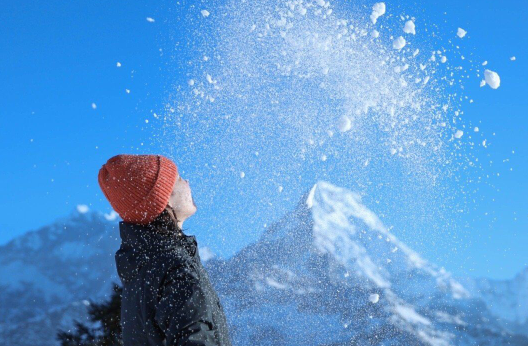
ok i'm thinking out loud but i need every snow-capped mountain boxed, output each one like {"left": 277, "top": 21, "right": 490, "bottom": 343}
{"left": 1, "top": 181, "right": 527, "bottom": 345}
{"left": 0, "top": 207, "right": 121, "bottom": 345}
{"left": 205, "top": 181, "right": 528, "bottom": 345}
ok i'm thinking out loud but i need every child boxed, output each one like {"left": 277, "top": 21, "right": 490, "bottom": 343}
{"left": 98, "top": 154, "right": 232, "bottom": 346}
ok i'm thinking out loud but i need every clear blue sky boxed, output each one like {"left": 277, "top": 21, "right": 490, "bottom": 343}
{"left": 1, "top": 0, "right": 526, "bottom": 280}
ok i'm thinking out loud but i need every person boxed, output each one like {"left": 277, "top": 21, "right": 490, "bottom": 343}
{"left": 98, "top": 154, "right": 232, "bottom": 346}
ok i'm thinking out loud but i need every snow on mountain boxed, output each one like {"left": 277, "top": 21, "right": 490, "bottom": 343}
{"left": 1, "top": 182, "right": 527, "bottom": 345}
{"left": 0, "top": 208, "right": 121, "bottom": 346}
{"left": 460, "top": 267, "right": 528, "bottom": 335}
{"left": 205, "top": 181, "right": 528, "bottom": 345}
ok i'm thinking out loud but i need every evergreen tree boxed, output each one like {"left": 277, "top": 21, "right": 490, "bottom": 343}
{"left": 57, "top": 283, "right": 123, "bottom": 346}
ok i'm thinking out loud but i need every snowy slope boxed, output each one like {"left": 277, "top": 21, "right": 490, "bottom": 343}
{"left": 205, "top": 181, "right": 528, "bottom": 345}
{"left": 1, "top": 182, "right": 527, "bottom": 345}
{"left": 460, "top": 268, "right": 528, "bottom": 336}
{"left": 0, "top": 207, "right": 122, "bottom": 346}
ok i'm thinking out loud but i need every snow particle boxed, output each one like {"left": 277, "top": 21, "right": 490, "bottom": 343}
{"left": 91, "top": 103, "right": 97, "bottom": 110}
{"left": 457, "top": 27, "right": 467, "bottom": 38}
{"left": 321, "top": 154, "right": 327, "bottom": 161}
{"left": 371, "top": 30, "right": 380, "bottom": 38}
{"left": 201, "top": 10, "right": 210, "bottom": 17}
{"left": 480, "top": 80, "right": 486, "bottom": 87}
{"left": 370, "top": 3, "right": 386, "bottom": 24}
{"left": 125, "top": 89, "right": 130, "bottom": 94}
{"left": 337, "top": 115, "right": 352, "bottom": 132}
{"left": 403, "top": 20, "right": 416, "bottom": 35}
{"left": 484, "top": 69, "right": 500, "bottom": 89}
{"left": 510, "top": 56, "right": 516, "bottom": 61}
{"left": 440, "top": 56, "right": 447, "bottom": 63}
{"left": 474, "top": 127, "right": 479, "bottom": 132}
{"left": 240, "top": 171, "right": 245, "bottom": 178}
{"left": 369, "top": 293, "right": 380, "bottom": 304}
{"left": 188, "top": 79, "right": 195, "bottom": 86}
{"left": 482, "top": 61, "right": 488, "bottom": 66}
{"left": 454, "top": 130, "right": 464, "bottom": 139}
{"left": 116, "top": 62, "right": 122, "bottom": 67}
{"left": 146, "top": 17, "right": 155, "bottom": 23}
{"left": 393, "top": 36, "right": 406, "bottom": 50}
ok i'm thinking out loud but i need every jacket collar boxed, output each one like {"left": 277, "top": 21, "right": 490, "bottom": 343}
{"left": 115, "top": 221, "right": 197, "bottom": 283}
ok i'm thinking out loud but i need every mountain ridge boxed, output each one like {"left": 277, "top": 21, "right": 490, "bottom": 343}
{"left": 1, "top": 181, "right": 527, "bottom": 345}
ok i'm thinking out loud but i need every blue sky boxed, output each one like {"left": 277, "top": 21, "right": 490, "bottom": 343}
{"left": 1, "top": 0, "right": 526, "bottom": 280}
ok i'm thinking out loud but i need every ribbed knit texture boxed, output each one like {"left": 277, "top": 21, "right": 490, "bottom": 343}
{"left": 98, "top": 154, "right": 178, "bottom": 224}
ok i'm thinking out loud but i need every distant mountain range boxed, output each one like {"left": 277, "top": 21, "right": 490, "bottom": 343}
{"left": 1, "top": 181, "right": 526, "bottom": 345}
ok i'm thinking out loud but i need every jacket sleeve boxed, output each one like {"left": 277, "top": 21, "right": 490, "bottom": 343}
{"left": 154, "top": 258, "right": 218, "bottom": 346}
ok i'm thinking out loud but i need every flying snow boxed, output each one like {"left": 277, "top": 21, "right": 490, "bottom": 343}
{"left": 393, "top": 36, "right": 406, "bottom": 50}
{"left": 457, "top": 28, "right": 467, "bottom": 38}
{"left": 146, "top": 17, "right": 155, "bottom": 23}
{"left": 370, "top": 3, "right": 386, "bottom": 24}
{"left": 403, "top": 20, "right": 416, "bottom": 35}
{"left": 369, "top": 293, "right": 380, "bottom": 304}
{"left": 201, "top": 10, "right": 210, "bottom": 17}
{"left": 484, "top": 69, "right": 500, "bottom": 89}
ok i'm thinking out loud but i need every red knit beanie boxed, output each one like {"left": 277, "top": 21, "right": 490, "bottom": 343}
{"left": 98, "top": 154, "right": 179, "bottom": 224}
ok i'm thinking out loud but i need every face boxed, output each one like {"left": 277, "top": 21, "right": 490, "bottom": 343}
{"left": 167, "top": 174, "right": 197, "bottom": 221}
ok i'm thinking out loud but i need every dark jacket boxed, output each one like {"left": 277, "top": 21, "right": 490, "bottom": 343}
{"left": 115, "top": 217, "right": 232, "bottom": 346}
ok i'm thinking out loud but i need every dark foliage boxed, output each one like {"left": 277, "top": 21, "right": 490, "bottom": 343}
{"left": 57, "top": 283, "right": 123, "bottom": 346}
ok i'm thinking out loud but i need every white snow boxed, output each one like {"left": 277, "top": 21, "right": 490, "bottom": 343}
{"left": 371, "top": 30, "right": 380, "bottom": 38}
{"left": 305, "top": 184, "right": 317, "bottom": 208}
{"left": 146, "top": 17, "right": 155, "bottom": 23}
{"left": 474, "top": 127, "right": 479, "bottom": 132}
{"left": 91, "top": 103, "right": 97, "bottom": 110}
{"left": 104, "top": 210, "right": 119, "bottom": 221}
{"left": 480, "top": 80, "right": 486, "bottom": 87}
{"left": 482, "top": 61, "right": 488, "bottom": 66}
{"left": 393, "top": 36, "right": 406, "bottom": 50}
{"left": 337, "top": 115, "right": 352, "bottom": 132}
{"left": 206, "top": 74, "right": 216, "bottom": 84}
{"left": 394, "top": 304, "right": 432, "bottom": 325}
{"left": 278, "top": 186, "right": 283, "bottom": 193}
{"left": 369, "top": 293, "right": 380, "bottom": 303}
{"left": 370, "top": 3, "right": 386, "bottom": 24}
{"left": 188, "top": 79, "right": 195, "bottom": 86}
{"left": 454, "top": 130, "right": 464, "bottom": 139}
{"left": 510, "top": 56, "right": 516, "bottom": 61}
{"left": 440, "top": 56, "right": 447, "bottom": 63}
{"left": 266, "top": 277, "right": 287, "bottom": 289}
{"left": 201, "top": 10, "right": 210, "bottom": 17}
{"left": 198, "top": 246, "right": 215, "bottom": 262}
{"left": 403, "top": 20, "right": 415, "bottom": 35}
{"left": 321, "top": 154, "right": 327, "bottom": 161}
{"left": 484, "top": 69, "right": 500, "bottom": 89}
{"left": 456, "top": 27, "right": 467, "bottom": 38}
{"left": 125, "top": 89, "right": 130, "bottom": 94}
{"left": 76, "top": 204, "right": 89, "bottom": 214}
{"left": 116, "top": 62, "right": 121, "bottom": 67}
{"left": 240, "top": 171, "right": 245, "bottom": 178}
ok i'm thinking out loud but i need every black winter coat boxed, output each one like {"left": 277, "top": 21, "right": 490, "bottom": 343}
{"left": 115, "top": 221, "right": 232, "bottom": 346}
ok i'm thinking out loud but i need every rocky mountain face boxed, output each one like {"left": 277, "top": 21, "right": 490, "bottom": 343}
{"left": 1, "top": 181, "right": 527, "bottom": 345}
